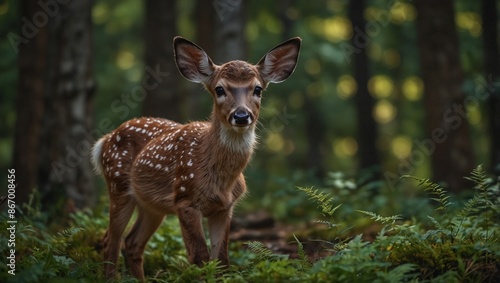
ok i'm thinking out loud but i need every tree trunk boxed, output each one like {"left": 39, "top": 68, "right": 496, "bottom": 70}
{"left": 141, "top": 0, "right": 181, "bottom": 121}
{"left": 303, "top": 95, "right": 327, "bottom": 179}
{"left": 415, "top": 0, "right": 475, "bottom": 192}
{"left": 196, "top": 0, "right": 216, "bottom": 56}
{"left": 12, "top": 0, "right": 48, "bottom": 206}
{"left": 349, "top": 0, "right": 380, "bottom": 174}
{"left": 481, "top": 0, "right": 500, "bottom": 174}
{"left": 38, "top": 0, "right": 96, "bottom": 210}
{"left": 213, "top": 0, "right": 246, "bottom": 62}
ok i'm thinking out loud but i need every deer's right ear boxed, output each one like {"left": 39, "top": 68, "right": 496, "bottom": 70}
{"left": 174, "top": 36, "right": 215, "bottom": 83}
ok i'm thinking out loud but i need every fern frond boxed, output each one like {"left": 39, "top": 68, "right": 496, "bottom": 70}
{"left": 297, "top": 187, "right": 341, "bottom": 217}
{"left": 292, "top": 234, "right": 311, "bottom": 266}
{"left": 313, "top": 220, "right": 340, "bottom": 229}
{"left": 356, "top": 210, "right": 402, "bottom": 225}
{"left": 457, "top": 165, "right": 497, "bottom": 219}
{"left": 245, "top": 241, "right": 285, "bottom": 261}
{"left": 427, "top": 215, "right": 445, "bottom": 231}
{"left": 401, "top": 175, "right": 452, "bottom": 210}
{"left": 464, "top": 164, "right": 488, "bottom": 192}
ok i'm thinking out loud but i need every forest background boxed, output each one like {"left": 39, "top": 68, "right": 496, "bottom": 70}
{"left": 1, "top": 0, "right": 498, "bottom": 216}
{"left": 0, "top": 0, "right": 499, "bottom": 281}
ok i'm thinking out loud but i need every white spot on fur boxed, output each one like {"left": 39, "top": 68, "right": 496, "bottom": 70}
{"left": 180, "top": 186, "right": 186, "bottom": 192}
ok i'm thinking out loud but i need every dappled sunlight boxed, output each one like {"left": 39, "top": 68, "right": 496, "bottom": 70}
{"left": 115, "top": 50, "right": 135, "bottom": 70}
{"left": 456, "top": 12, "right": 482, "bottom": 36}
{"left": 333, "top": 137, "right": 358, "bottom": 157}
{"left": 266, "top": 132, "right": 285, "bottom": 152}
{"left": 92, "top": 2, "right": 108, "bottom": 25}
{"left": 391, "top": 136, "right": 412, "bottom": 159}
{"left": 368, "top": 75, "right": 394, "bottom": 99}
{"left": 373, "top": 100, "right": 396, "bottom": 124}
{"left": 402, "top": 76, "right": 424, "bottom": 101}
{"left": 467, "top": 104, "right": 482, "bottom": 125}
{"left": 309, "top": 16, "right": 352, "bottom": 43}
{"left": 336, "top": 75, "right": 357, "bottom": 99}
{"left": 389, "top": 2, "right": 417, "bottom": 24}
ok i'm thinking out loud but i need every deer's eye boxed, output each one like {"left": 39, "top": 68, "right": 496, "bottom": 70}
{"left": 253, "top": 86, "right": 263, "bottom": 97}
{"left": 215, "top": 86, "right": 226, "bottom": 97}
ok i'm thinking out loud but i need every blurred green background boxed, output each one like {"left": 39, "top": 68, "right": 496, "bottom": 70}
{"left": 0, "top": 0, "right": 497, "bottom": 220}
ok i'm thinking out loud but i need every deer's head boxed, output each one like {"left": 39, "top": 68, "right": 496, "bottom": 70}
{"left": 174, "top": 36, "right": 301, "bottom": 134}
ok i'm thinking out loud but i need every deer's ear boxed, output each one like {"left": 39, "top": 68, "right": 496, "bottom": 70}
{"left": 257, "top": 37, "right": 301, "bottom": 84}
{"left": 174, "top": 36, "right": 215, "bottom": 83}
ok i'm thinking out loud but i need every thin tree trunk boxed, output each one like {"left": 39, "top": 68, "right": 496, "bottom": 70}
{"left": 12, "top": 0, "right": 48, "bottom": 206}
{"left": 196, "top": 0, "right": 216, "bottom": 56}
{"left": 415, "top": 0, "right": 475, "bottom": 192}
{"left": 141, "top": 0, "right": 181, "bottom": 121}
{"left": 481, "top": 0, "right": 500, "bottom": 174}
{"left": 38, "top": 0, "right": 96, "bottom": 210}
{"left": 213, "top": 0, "right": 246, "bottom": 62}
{"left": 349, "top": 0, "right": 380, "bottom": 174}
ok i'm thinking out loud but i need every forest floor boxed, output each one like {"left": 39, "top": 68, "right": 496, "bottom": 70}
{"left": 230, "top": 211, "right": 337, "bottom": 262}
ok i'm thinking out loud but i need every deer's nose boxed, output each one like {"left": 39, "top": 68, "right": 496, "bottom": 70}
{"left": 232, "top": 108, "right": 251, "bottom": 125}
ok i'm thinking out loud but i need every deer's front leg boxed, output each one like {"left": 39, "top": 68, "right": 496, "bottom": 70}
{"left": 176, "top": 204, "right": 209, "bottom": 266}
{"left": 208, "top": 207, "right": 233, "bottom": 266}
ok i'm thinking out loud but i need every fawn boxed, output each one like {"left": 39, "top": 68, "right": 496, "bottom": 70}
{"left": 91, "top": 36, "right": 301, "bottom": 281}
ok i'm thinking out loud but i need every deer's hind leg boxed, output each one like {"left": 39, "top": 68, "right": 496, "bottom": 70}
{"left": 103, "top": 181, "right": 136, "bottom": 279}
{"left": 122, "top": 206, "right": 165, "bottom": 281}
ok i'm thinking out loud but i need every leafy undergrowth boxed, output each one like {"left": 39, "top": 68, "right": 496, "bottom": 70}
{"left": 1, "top": 165, "right": 499, "bottom": 282}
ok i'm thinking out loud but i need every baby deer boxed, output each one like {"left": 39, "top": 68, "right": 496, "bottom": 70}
{"left": 91, "top": 36, "right": 301, "bottom": 281}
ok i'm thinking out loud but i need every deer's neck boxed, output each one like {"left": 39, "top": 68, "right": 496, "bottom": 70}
{"left": 200, "top": 117, "right": 256, "bottom": 176}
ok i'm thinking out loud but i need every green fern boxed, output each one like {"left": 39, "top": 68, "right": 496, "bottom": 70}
{"left": 401, "top": 175, "right": 452, "bottom": 210}
{"left": 313, "top": 219, "right": 340, "bottom": 229}
{"left": 356, "top": 210, "right": 402, "bottom": 225}
{"left": 464, "top": 164, "right": 488, "bottom": 191}
{"left": 292, "top": 234, "right": 311, "bottom": 267}
{"left": 297, "top": 187, "right": 342, "bottom": 217}
{"left": 245, "top": 241, "right": 286, "bottom": 261}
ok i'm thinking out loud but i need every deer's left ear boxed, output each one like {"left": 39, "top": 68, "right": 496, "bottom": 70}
{"left": 257, "top": 37, "right": 301, "bottom": 84}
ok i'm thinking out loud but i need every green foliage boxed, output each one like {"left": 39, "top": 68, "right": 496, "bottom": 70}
{"left": 1, "top": 166, "right": 498, "bottom": 282}
{"left": 296, "top": 186, "right": 342, "bottom": 217}
{"left": 355, "top": 210, "right": 402, "bottom": 226}
{"left": 401, "top": 175, "right": 452, "bottom": 211}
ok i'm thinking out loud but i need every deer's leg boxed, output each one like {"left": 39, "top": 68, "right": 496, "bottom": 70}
{"left": 103, "top": 193, "right": 135, "bottom": 279}
{"left": 208, "top": 207, "right": 233, "bottom": 266}
{"left": 123, "top": 207, "right": 165, "bottom": 282}
{"left": 177, "top": 204, "right": 210, "bottom": 265}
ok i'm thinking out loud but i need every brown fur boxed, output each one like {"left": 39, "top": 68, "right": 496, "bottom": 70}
{"left": 91, "top": 36, "right": 301, "bottom": 281}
